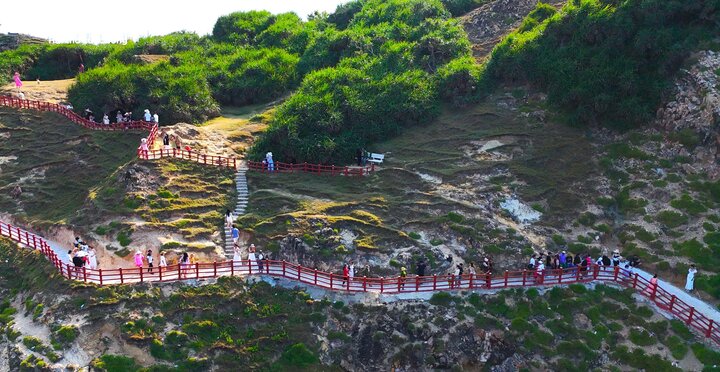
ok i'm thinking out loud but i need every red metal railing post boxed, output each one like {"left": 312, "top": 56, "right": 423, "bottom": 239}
{"left": 707, "top": 320, "right": 714, "bottom": 338}
{"left": 593, "top": 265, "right": 599, "bottom": 280}
{"left": 433, "top": 275, "right": 437, "bottom": 290}
{"left": 504, "top": 271, "right": 508, "bottom": 288}
{"left": 178, "top": 262, "right": 182, "bottom": 279}
{"left": 416, "top": 276, "right": 421, "bottom": 291}
{"left": 613, "top": 266, "right": 619, "bottom": 282}
{"left": 330, "top": 273, "right": 333, "bottom": 289}
{"left": 363, "top": 276, "right": 367, "bottom": 292}
{"left": 380, "top": 277, "right": 384, "bottom": 293}
{"left": 522, "top": 270, "right": 526, "bottom": 286}
{"left": 213, "top": 261, "right": 217, "bottom": 277}
{"left": 282, "top": 261, "right": 286, "bottom": 277}
{"left": 669, "top": 295, "right": 676, "bottom": 312}
{"left": 195, "top": 263, "right": 199, "bottom": 279}
{"left": 686, "top": 307, "right": 695, "bottom": 325}
{"left": 296, "top": 265, "right": 300, "bottom": 280}
{"left": 249, "top": 259, "right": 253, "bottom": 275}
{"left": 160, "top": 265, "right": 163, "bottom": 281}
{"left": 139, "top": 267, "right": 144, "bottom": 283}
{"left": 632, "top": 273, "right": 638, "bottom": 289}
{"left": 119, "top": 268, "right": 124, "bottom": 284}
{"left": 83, "top": 267, "right": 87, "bottom": 283}
{"left": 99, "top": 269, "right": 103, "bottom": 286}
{"left": 314, "top": 269, "right": 318, "bottom": 285}
{"left": 558, "top": 268, "right": 563, "bottom": 284}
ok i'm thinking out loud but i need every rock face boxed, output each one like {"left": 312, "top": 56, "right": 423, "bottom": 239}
{"left": 0, "top": 33, "right": 47, "bottom": 52}
{"left": 655, "top": 50, "right": 720, "bottom": 178}
{"left": 461, "top": 0, "right": 565, "bottom": 59}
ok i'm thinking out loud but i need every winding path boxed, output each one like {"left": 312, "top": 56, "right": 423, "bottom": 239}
{"left": 1, "top": 96, "right": 720, "bottom": 348}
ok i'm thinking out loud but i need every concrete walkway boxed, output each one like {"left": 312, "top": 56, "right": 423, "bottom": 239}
{"left": 223, "top": 166, "right": 248, "bottom": 258}
{"left": 634, "top": 267, "right": 720, "bottom": 324}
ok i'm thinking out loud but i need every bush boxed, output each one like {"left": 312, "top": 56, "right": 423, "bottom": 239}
{"left": 670, "top": 194, "right": 708, "bottom": 215}
{"left": 92, "top": 355, "right": 139, "bottom": 371}
{"left": 429, "top": 292, "right": 455, "bottom": 307}
{"left": 483, "top": 0, "right": 720, "bottom": 130}
{"left": 278, "top": 343, "right": 318, "bottom": 368}
{"left": 656, "top": 210, "right": 688, "bottom": 228}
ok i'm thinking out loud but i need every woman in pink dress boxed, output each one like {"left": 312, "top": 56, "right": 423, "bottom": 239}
{"left": 134, "top": 251, "right": 144, "bottom": 272}
{"left": 13, "top": 72, "right": 22, "bottom": 89}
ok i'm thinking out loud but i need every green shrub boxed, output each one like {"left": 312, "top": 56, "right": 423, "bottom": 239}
{"left": 483, "top": 0, "right": 720, "bottom": 130}
{"left": 92, "top": 354, "right": 139, "bottom": 371}
{"left": 278, "top": 343, "right": 318, "bottom": 368}
{"left": 429, "top": 292, "right": 455, "bottom": 307}
{"left": 670, "top": 194, "right": 707, "bottom": 215}
{"left": 629, "top": 328, "right": 656, "bottom": 346}
{"left": 408, "top": 232, "right": 421, "bottom": 239}
{"left": 656, "top": 210, "right": 688, "bottom": 228}
{"left": 51, "top": 325, "right": 79, "bottom": 349}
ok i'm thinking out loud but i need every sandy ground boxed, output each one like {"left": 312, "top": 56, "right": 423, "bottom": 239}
{"left": 1, "top": 79, "right": 74, "bottom": 104}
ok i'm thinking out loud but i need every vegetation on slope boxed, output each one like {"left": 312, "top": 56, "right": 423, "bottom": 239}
{"left": 483, "top": 0, "right": 720, "bottom": 129}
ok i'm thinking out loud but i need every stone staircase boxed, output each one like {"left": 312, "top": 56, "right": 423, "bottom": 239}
{"left": 224, "top": 166, "right": 249, "bottom": 258}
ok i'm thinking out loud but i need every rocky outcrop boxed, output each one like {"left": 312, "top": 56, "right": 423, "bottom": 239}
{"left": 0, "top": 33, "right": 47, "bottom": 52}
{"left": 461, "top": 0, "right": 565, "bottom": 59}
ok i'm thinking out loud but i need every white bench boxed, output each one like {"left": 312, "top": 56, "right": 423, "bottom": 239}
{"left": 367, "top": 152, "right": 385, "bottom": 164}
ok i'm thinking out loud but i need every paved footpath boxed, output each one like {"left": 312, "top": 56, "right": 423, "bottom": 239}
{"left": 634, "top": 267, "right": 720, "bottom": 324}
{"left": 224, "top": 166, "right": 248, "bottom": 258}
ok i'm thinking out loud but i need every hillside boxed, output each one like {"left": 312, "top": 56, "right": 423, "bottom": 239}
{"left": 1, "top": 0, "right": 720, "bottom": 370}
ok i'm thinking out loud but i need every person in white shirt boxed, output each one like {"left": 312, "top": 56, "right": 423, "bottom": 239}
{"left": 102, "top": 114, "right": 110, "bottom": 125}
{"left": 159, "top": 251, "right": 167, "bottom": 268}
{"left": 146, "top": 249, "right": 154, "bottom": 274}
{"left": 143, "top": 109, "right": 152, "bottom": 122}
{"left": 153, "top": 112, "right": 159, "bottom": 124}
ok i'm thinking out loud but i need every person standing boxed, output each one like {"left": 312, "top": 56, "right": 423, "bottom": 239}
{"left": 159, "top": 251, "right": 167, "bottom": 268}
{"left": 399, "top": 266, "right": 407, "bottom": 290}
{"left": 146, "top": 249, "right": 154, "bottom": 274}
{"left": 467, "top": 262, "right": 476, "bottom": 286}
{"left": 685, "top": 265, "right": 697, "bottom": 292}
{"left": 140, "top": 138, "right": 149, "bottom": 158}
{"left": 144, "top": 109, "right": 152, "bottom": 122}
{"left": 257, "top": 251, "right": 264, "bottom": 272}
{"left": 180, "top": 252, "right": 190, "bottom": 278}
{"left": 349, "top": 261, "right": 355, "bottom": 283}
{"left": 116, "top": 111, "right": 123, "bottom": 124}
{"left": 535, "top": 261, "right": 545, "bottom": 284}
{"left": 153, "top": 112, "right": 159, "bottom": 124}
{"left": 611, "top": 250, "right": 621, "bottom": 267}
{"left": 266, "top": 152, "right": 275, "bottom": 172}
{"left": 528, "top": 254, "right": 536, "bottom": 270}
{"left": 102, "top": 114, "right": 110, "bottom": 125}
{"left": 248, "top": 244, "right": 259, "bottom": 272}
{"left": 233, "top": 244, "right": 242, "bottom": 270}
{"left": 416, "top": 260, "right": 426, "bottom": 277}
{"left": 78, "top": 63, "right": 85, "bottom": 74}
{"left": 13, "top": 72, "right": 22, "bottom": 90}
{"left": 88, "top": 247, "right": 98, "bottom": 270}
{"left": 645, "top": 274, "right": 659, "bottom": 297}
{"left": 342, "top": 263, "right": 349, "bottom": 288}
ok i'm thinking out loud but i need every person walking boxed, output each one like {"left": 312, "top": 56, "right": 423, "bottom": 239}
{"left": 416, "top": 260, "right": 426, "bottom": 277}
{"left": 535, "top": 261, "right": 545, "bottom": 284}
{"left": 225, "top": 210, "right": 234, "bottom": 229}
{"left": 134, "top": 251, "right": 144, "bottom": 272}
{"left": 528, "top": 254, "right": 536, "bottom": 270}
{"left": 399, "top": 266, "right": 407, "bottom": 290}
{"left": 645, "top": 273, "right": 659, "bottom": 297}
{"left": 233, "top": 244, "right": 242, "bottom": 271}
{"left": 139, "top": 138, "right": 149, "bottom": 158}
{"left": 257, "top": 251, "right": 264, "bottom": 272}
{"left": 146, "top": 249, "right": 154, "bottom": 274}
{"left": 611, "top": 250, "right": 621, "bottom": 267}
{"left": 231, "top": 225, "right": 240, "bottom": 245}
{"left": 162, "top": 131, "right": 170, "bottom": 152}
{"left": 685, "top": 265, "right": 697, "bottom": 292}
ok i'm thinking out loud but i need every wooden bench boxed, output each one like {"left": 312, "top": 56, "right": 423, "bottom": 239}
{"left": 367, "top": 152, "right": 385, "bottom": 164}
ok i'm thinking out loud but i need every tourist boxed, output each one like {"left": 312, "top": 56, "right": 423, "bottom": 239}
{"left": 480, "top": 257, "right": 491, "bottom": 274}
{"left": 162, "top": 131, "right": 170, "bottom": 152}
{"left": 123, "top": 111, "right": 132, "bottom": 122}
{"left": 559, "top": 251, "right": 567, "bottom": 268}
{"left": 70, "top": 249, "right": 83, "bottom": 279}
{"left": 146, "top": 249, "right": 154, "bottom": 274}
{"left": 453, "top": 263, "right": 462, "bottom": 288}
{"left": 13, "top": 72, "right": 22, "bottom": 89}
{"left": 349, "top": 261, "right": 355, "bottom": 282}
{"left": 134, "top": 251, "right": 144, "bottom": 271}
{"left": 233, "top": 244, "right": 242, "bottom": 268}
{"left": 10, "top": 185, "right": 22, "bottom": 199}
{"left": 356, "top": 148, "right": 363, "bottom": 166}
{"left": 573, "top": 254, "right": 582, "bottom": 266}
{"left": 528, "top": 254, "right": 536, "bottom": 270}
{"left": 645, "top": 273, "right": 659, "bottom": 297}
{"left": 180, "top": 252, "right": 190, "bottom": 278}
{"left": 225, "top": 209, "right": 234, "bottom": 229}
{"left": 534, "top": 260, "right": 545, "bottom": 284}
{"left": 257, "top": 251, "right": 265, "bottom": 272}
{"left": 611, "top": 249, "right": 621, "bottom": 267}
{"left": 342, "top": 263, "right": 349, "bottom": 287}
{"left": 159, "top": 252, "right": 167, "bottom": 268}
{"left": 102, "top": 114, "right": 110, "bottom": 125}
{"left": 399, "top": 266, "right": 407, "bottom": 290}
{"left": 266, "top": 152, "right": 274, "bottom": 172}
{"left": 153, "top": 112, "right": 159, "bottom": 124}
{"left": 18, "top": 91, "right": 25, "bottom": 100}
{"left": 140, "top": 138, "right": 149, "bottom": 158}
{"left": 685, "top": 264, "right": 697, "bottom": 292}
{"left": 261, "top": 253, "right": 269, "bottom": 273}
{"left": 116, "top": 111, "right": 123, "bottom": 123}
{"left": 88, "top": 247, "right": 98, "bottom": 270}
{"left": 468, "top": 262, "right": 476, "bottom": 278}
{"left": 174, "top": 134, "right": 182, "bottom": 150}
{"left": 545, "top": 253, "right": 552, "bottom": 270}
{"left": 248, "top": 244, "right": 259, "bottom": 272}
{"left": 144, "top": 109, "right": 152, "bottom": 122}
{"left": 231, "top": 225, "right": 240, "bottom": 245}
{"left": 78, "top": 63, "right": 85, "bottom": 74}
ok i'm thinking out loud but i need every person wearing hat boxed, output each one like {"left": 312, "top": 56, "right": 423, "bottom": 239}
{"left": 134, "top": 251, "right": 144, "bottom": 271}
{"left": 559, "top": 251, "right": 567, "bottom": 268}
{"left": 144, "top": 109, "right": 152, "bottom": 122}
{"left": 685, "top": 264, "right": 697, "bottom": 292}
{"left": 399, "top": 266, "right": 407, "bottom": 290}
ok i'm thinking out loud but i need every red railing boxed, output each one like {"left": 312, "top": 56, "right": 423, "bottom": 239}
{"left": 247, "top": 160, "right": 374, "bottom": 176}
{"left": 137, "top": 147, "right": 238, "bottom": 170}
{"left": 1, "top": 219, "right": 719, "bottom": 345}
{"left": 0, "top": 96, "right": 154, "bottom": 131}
